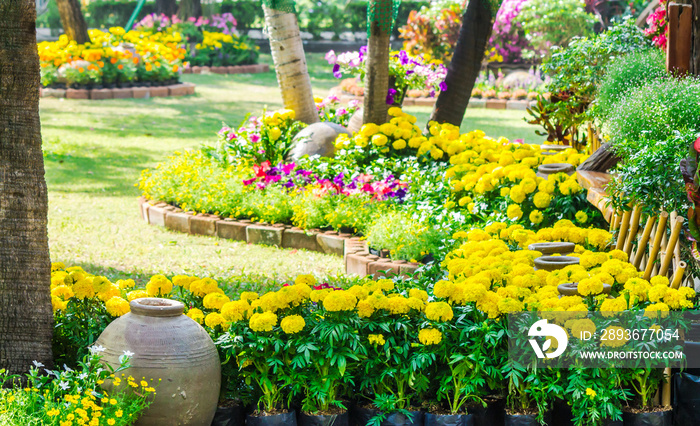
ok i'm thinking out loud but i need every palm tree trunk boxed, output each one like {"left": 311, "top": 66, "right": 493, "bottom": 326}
{"left": 56, "top": 0, "right": 90, "bottom": 44}
{"left": 429, "top": 0, "right": 494, "bottom": 126}
{"left": 0, "top": 0, "right": 54, "bottom": 374}
{"left": 177, "top": 0, "right": 202, "bottom": 20}
{"left": 363, "top": 0, "right": 392, "bottom": 125}
{"left": 263, "top": 5, "right": 319, "bottom": 124}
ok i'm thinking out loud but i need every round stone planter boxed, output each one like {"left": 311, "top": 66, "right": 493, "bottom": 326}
{"left": 557, "top": 282, "right": 612, "bottom": 297}
{"left": 96, "top": 298, "right": 220, "bottom": 426}
{"left": 536, "top": 163, "right": 575, "bottom": 179}
{"left": 527, "top": 242, "right": 575, "bottom": 255}
{"left": 533, "top": 255, "right": 580, "bottom": 271}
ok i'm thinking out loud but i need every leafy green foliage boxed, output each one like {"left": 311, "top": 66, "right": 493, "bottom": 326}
{"left": 566, "top": 368, "right": 630, "bottom": 426}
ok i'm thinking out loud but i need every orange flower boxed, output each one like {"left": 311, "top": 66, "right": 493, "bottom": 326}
{"left": 117, "top": 64, "right": 124, "bottom": 70}
{"left": 78, "top": 67, "right": 85, "bottom": 73}
{"left": 97, "top": 61, "right": 104, "bottom": 68}
{"left": 132, "top": 57, "right": 139, "bottom": 64}
{"left": 110, "top": 57, "right": 118, "bottom": 64}
{"left": 53, "top": 59, "right": 61, "bottom": 66}
{"left": 154, "top": 61, "right": 161, "bottom": 67}
{"left": 145, "top": 63, "right": 152, "bottom": 72}
{"left": 172, "top": 64, "right": 179, "bottom": 72}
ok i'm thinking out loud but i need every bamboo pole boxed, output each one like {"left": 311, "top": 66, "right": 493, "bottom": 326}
{"left": 671, "top": 261, "right": 687, "bottom": 289}
{"left": 633, "top": 216, "right": 657, "bottom": 268}
{"left": 615, "top": 210, "right": 633, "bottom": 251}
{"left": 610, "top": 211, "right": 620, "bottom": 232}
{"left": 658, "top": 216, "right": 685, "bottom": 277}
{"left": 662, "top": 368, "right": 672, "bottom": 407}
{"left": 623, "top": 206, "right": 642, "bottom": 256}
{"left": 643, "top": 212, "right": 669, "bottom": 280}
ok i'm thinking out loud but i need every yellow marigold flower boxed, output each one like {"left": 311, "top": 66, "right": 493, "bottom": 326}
{"left": 310, "top": 288, "right": 333, "bottom": 303}
{"left": 52, "top": 295, "right": 68, "bottom": 312}
{"left": 295, "top": 274, "right": 316, "bottom": 286}
{"left": 368, "top": 334, "right": 385, "bottom": 345}
{"left": 529, "top": 210, "right": 544, "bottom": 225}
{"left": 323, "top": 290, "right": 358, "bottom": 312}
{"left": 98, "top": 284, "right": 121, "bottom": 302}
{"left": 146, "top": 275, "right": 173, "bottom": 297}
{"left": 408, "top": 288, "right": 429, "bottom": 302}
{"left": 105, "top": 297, "right": 130, "bottom": 317}
{"left": 127, "top": 289, "right": 149, "bottom": 302}
{"left": 203, "top": 292, "right": 230, "bottom": 310}
{"left": 533, "top": 192, "right": 552, "bottom": 209}
{"left": 189, "top": 278, "right": 221, "bottom": 297}
{"left": 418, "top": 328, "right": 442, "bottom": 345}
{"left": 51, "top": 262, "right": 65, "bottom": 272}
{"left": 507, "top": 204, "right": 523, "bottom": 221}
{"left": 51, "top": 285, "right": 74, "bottom": 301}
{"left": 240, "top": 291, "right": 259, "bottom": 302}
{"left": 186, "top": 308, "right": 205, "bottom": 324}
{"left": 356, "top": 300, "right": 375, "bottom": 318}
{"left": 220, "top": 299, "right": 250, "bottom": 322}
{"left": 601, "top": 326, "right": 628, "bottom": 348}
{"left": 586, "top": 388, "right": 596, "bottom": 399}
{"left": 172, "top": 275, "right": 197, "bottom": 290}
{"left": 92, "top": 276, "right": 112, "bottom": 293}
{"left": 376, "top": 279, "right": 395, "bottom": 292}
{"left": 644, "top": 303, "right": 670, "bottom": 319}
{"left": 204, "top": 312, "right": 228, "bottom": 329}
{"left": 650, "top": 276, "right": 670, "bottom": 287}
{"left": 392, "top": 139, "right": 407, "bottom": 150}
{"left": 425, "top": 301, "right": 454, "bottom": 322}
{"left": 372, "top": 134, "right": 388, "bottom": 147}
{"left": 578, "top": 277, "right": 604, "bottom": 296}
{"left": 72, "top": 279, "right": 95, "bottom": 299}
{"left": 117, "top": 279, "right": 135, "bottom": 290}
{"left": 575, "top": 211, "right": 588, "bottom": 224}
{"left": 570, "top": 319, "right": 596, "bottom": 339}
{"left": 268, "top": 127, "right": 282, "bottom": 141}
{"left": 249, "top": 311, "right": 278, "bottom": 332}
{"left": 280, "top": 315, "right": 305, "bottom": 334}
{"left": 509, "top": 186, "right": 526, "bottom": 204}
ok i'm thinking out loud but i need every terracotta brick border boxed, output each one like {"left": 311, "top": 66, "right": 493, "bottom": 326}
{"left": 138, "top": 197, "right": 421, "bottom": 278}
{"left": 183, "top": 64, "right": 270, "bottom": 75}
{"left": 41, "top": 82, "right": 196, "bottom": 100}
{"left": 330, "top": 86, "right": 534, "bottom": 111}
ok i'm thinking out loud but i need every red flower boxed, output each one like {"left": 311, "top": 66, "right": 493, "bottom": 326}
{"left": 693, "top": 136, "right": 700, "bottom": 153}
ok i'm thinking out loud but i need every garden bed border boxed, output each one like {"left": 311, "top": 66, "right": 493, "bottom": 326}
{"left": 41, "top": 82, "right": 196, "bottom": 100}
{"left": 183, "top": 64, "right": 270, "bottom": 74}
{"left": 138, "top": 197, "right": 420, "bottom": 278}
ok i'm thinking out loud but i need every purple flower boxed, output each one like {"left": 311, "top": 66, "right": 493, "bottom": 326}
{"left": 439, "top": 81, "right": 448, "bottom": 91}
{"left": 250, "top": 134, "right": 261, "bottom": 143}
{"left": 359, "top": 45, "right": 367, "bottom": 61}
{"left": 325, "top": 50, "right": 337, "bottom": 64}
{"left": 398, "top": 50, "right": 409, "bottom": 65}
{"left": 282, "top": 163, "right": 296, "bottom": 175}
{"left": 333, "top": 173, "right": 345, "bottom": 186}
{"left": 332, "top": 64, "right": 342, "bottom": 79}
{"left": 386, "top": 88, "right": 397, "bottom": 105}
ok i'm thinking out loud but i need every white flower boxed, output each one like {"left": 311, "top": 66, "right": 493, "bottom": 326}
{"left": 88, "top": 344, "right": 106, "bottom": 355}
{"left": 58, "top": 381, "right": 69, "bottom": 390}
{"left": 122, "top": 350, "right": 134, "bottom": 357}
{"left": 32, "top": 361, "right": 44, "bottom": 368}
{"left": 63, "top": 364, "right": 74, "bottom": 373}
{"left": 78, "top": 373, "right": 88, "bottom": 380}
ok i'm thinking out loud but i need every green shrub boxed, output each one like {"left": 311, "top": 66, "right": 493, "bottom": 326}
{"left": 325, "top": 194, "right": 386, "bottom": 234}
{"left": 366, "top": 211, "right": 446, "bottom": 261}
{"left": 607, "top": 130, "right": 693, "bottom": 215}
{"left": 594, "top": 49, "right": 666, "bottom": 122}
{"left": 291, "top": 192, "right": 333, "bottom": 230}
{"left": 604, "top": 77, "right": 700, "bottom": 153}
{"left": 240, "top": 186, "right": 294, "bottom": 224}
{"left": 514, "top": 0, "right": 596, "bottom": 59}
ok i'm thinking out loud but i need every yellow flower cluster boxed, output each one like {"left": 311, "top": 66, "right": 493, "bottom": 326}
{"left": 196, "top": 30, "right": 259, "bottom": 53}
{"left": 51, "top": 264, "right": 131, "bottom": 318}
{"left": 335, "top": 107, "right": 423, "bottom": 155}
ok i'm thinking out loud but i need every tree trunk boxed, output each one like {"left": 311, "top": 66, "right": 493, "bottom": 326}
{"left": 429, "top": 0, "right": 494, "bottom": 127}
{"left": 691, "top": 0, "right": 700, "bottom": 74}
{"left": 56, "top": 0, "right": 90, "bottom": 44}
{"left": 363, "top": 0, "right": 392, "bottom": 125}
{"left": 178, "top": 0, "right": 202, "bottom": 21}
{"left": 157, "top": 0, "right": 178, "bottom": 17}
{"left": 263, "top": 5, "right": 319, "bottom": 125}
{"left": 0, "top": 0, "right": 54, "bottom": 375}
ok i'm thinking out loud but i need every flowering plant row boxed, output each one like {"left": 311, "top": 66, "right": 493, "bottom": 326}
{"left": 38, "top": 28, "right": 185, "bottom": 88}
{"left": 134, "top": 13, "right": 260, "bottom": 67}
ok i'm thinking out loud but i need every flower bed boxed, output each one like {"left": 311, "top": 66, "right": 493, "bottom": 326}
{"left": 40, "top": 82, "right": 196, "bottom": 100}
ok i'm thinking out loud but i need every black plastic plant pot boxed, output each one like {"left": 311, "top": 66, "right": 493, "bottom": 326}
{"left": 674, "top": 371, "right": 700, "bottom": 423}
{"left": 423, "top": 413, "right": 474, "bottom": 426}
{"left": 504, "top": 413, "right": 539, "bottom": 426}
{"left": 550, "top": 398, "right": 574, "bottom": 426}
{"left": 621, "top": 409, "right": 672, "bottom": 426}
{"left": 470, "top": 399, "right": 505, "bottom": 426}
{"left": 299, "top": 411, "right": 350, "bottom": 426}
{"left": 351, "top": 406, "right": 424, "bottom": 426}
{"left": 247, "top": 410, "right": 298, "bottom": 426}
{"left": 211, "top": 403, "right": 245, "bottom": 426}
{"left": 368, "top": 247, "right": 380, "bottom": 257}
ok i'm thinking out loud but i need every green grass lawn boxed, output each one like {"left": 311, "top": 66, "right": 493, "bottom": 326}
{"left": 40, "top": 52, "right": 542, "bottom": 288}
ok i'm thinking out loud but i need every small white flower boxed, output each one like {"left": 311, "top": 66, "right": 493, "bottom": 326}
{"left": 58, "top": 381, "right": 69, "bottom": 390}
{"left": 32, "top": 361, "right": 44, "bottom": 368}
{"left": 78, "top": 373, "right": 88, "bottom": 380}
{"left": 122, "top": 350, "right": 135, "bottom": 357}
{"left": 88, "top": 344, "right": 106, "bottom": 355}
{"left": 63, "top": 364, "right": 74, "bottom": 373}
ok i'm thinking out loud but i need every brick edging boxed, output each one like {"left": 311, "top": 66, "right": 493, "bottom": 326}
{"left": 183, "top": 64, "right": 270, "bottom": 75}
{"left": 138, "top": 197, "right": 420, "bottom": 278}
{"left": 41, "top": 82, "right": 196, "bottom": 100}
{"left": 331, "top": 87, "right": 533, "bottom": 111}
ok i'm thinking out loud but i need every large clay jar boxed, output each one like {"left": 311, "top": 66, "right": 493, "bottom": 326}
{"left": 96, "top": 298, "right": 220, "bottom": 425}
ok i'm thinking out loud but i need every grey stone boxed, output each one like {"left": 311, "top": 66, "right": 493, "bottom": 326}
{"left": 287, "top": 122, "right": 350, "bottom": 161}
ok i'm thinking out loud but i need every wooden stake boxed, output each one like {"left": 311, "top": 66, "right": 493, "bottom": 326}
{"left": 672, "top": 261, "right": 687, "bottom": 289}
{"left": 623, "top": 206, "right": 642, "bottom": 256}
{"left": 644, "top": 212, "right": 669, "bottom": 280}
{"left": 634, "top": 216, "right": 657, "bottom": 268}
{"left": 659, "top": 216, "right": 685, "bottom": 277}
{"left": 667, "top": 3, "right": 693, "bottom": 75}
{"left": 616, "top": 210, "right": 632, "bottom": 251}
